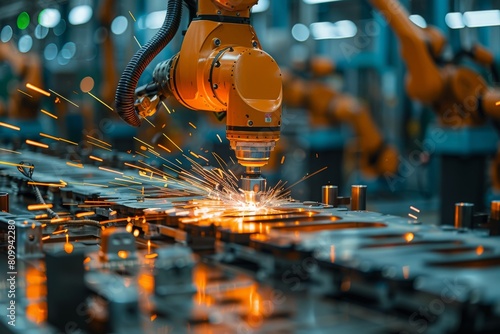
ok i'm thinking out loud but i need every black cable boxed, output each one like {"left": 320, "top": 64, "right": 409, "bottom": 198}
{"left": 184, "top": 0, "right": 197, "bottom": 22}
{"left": 115, "top": 0, "right": 184, "bottom": 126}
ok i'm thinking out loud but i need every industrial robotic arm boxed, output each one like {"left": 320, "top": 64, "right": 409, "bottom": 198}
{"left": 115, "top": 0, "right": 282, "bottom": 199}
{"left": 282, "top": 61, "right": 399, "bottom": 178}
{"left": 369, "top": 0, "right": 500, "bottom": 125}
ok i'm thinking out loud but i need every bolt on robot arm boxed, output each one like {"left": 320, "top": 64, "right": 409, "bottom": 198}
{"left": 115, "top": 0, "right": 282, "bottom": 200}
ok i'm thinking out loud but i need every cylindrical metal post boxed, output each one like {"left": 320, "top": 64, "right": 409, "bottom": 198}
{"left": 491, "top": 201, "right": 500, "bottom": 222}
{"left": 351, "top": 185, "right": 367, "bottom": 210}
{"left": 0, "top": 192, "right": 9, "bottom": 212}
{"left": 322, "top": 185, "right": 338, "bottom": 206}
{"left": 454, "top": 202, "right": 474, "bottom": 228}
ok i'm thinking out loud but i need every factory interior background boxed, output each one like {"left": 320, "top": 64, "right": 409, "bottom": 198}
{"left": 0, "top": 0, "right": 499, "bottom": 223}
{"left": 1, "top": 0, "right": 500, "bottom": 333}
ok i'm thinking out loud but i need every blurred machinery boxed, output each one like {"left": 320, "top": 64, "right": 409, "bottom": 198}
{"left": 2, "top": 148, "right": 500, "bottom": 333}
{"left": 282, "top": 56, "right": 399, "bottom": 199}
{"left": 0, "top": 41, "right": 45, "bottom": 140}
{"left": 2, "top": 0, "right": 500, "bottom": 333}
{"left": 369, "top": 0, "right": 500, "bottom": 224}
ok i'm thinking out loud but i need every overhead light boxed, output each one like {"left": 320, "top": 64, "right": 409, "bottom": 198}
{"left": 111, "top": 16, "right": 128, "bottom": 35}
{"left": 409, "top": 15, "right": 427, "bottom": 28}
{"left": 18, "top": 35, "right": 33, "bottom": 53}
{"left": 35, "top": 24, "right": 49, "bottom": 39}
{"left": 38, "top": 8, "right": 61, "bottom": 28}
{"left": 445, "top": 12, "right": 465, "bottom": 29}
{"left": 1, "top": 25, "right": 13, "bottom": 43}
{"left": 44, "top": 43, "right": 58, "bottom": 61}
{"left": 463, "top": 9, "right": 500, "bottom": 28}
{"left": 252, "top": 0, "right": 270, "bottom": 13}
{"left": 304, "top": 0, "right": 342, "bottom": 4}
{"left": 310, "top": 20, "right": 357, "bottom": 40}
{"left": 291, "top": 23, "right": 310, "bottom": 42}
{"left": 146, "top": 10, "right": 166, "bottom": 30}
{"left": 68, "top": 5, "right": 93, "bottom": 25}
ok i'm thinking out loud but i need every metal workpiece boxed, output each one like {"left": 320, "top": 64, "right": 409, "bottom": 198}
{"left": 454, "top": 202, "right": 474, "bottom": 228}
{"left": 154, "top": 246, "right": 196, "bottom": 297}
{"left": 491, "top": 200, "right": 500, "bottom": 222}
{"left": 99, "top": 227, "right": 137, "bottom": 262}
{"left": 351, "top": 185, "right": 367, "bottom": 210}
{"left": 0, "top": 193, "right": 9, "bottom": 212}
{"left": 321, "top": 184, "right": 338, "bottom": 206}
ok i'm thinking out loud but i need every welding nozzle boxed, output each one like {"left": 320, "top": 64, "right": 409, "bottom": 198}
{"left": 240, "top": 167, "right": 266, "bottom": 203}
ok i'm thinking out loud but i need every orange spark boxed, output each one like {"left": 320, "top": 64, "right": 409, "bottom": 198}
{"left": 87, "top": 141, "right": 112, "bottom": 151}
{"left": 39, "top": 132, "right": 60, "bottom": 141}
{"left": 129, "top": 11, "right": 136, "bottom": 21}
{"left": 17, "top": 89, "right": 33, "bottom": 98}
{"left": 86, "top": 135, "right": 112, "bottom": 147}
{"left": 87, "top": 91, "right": 113, "bottom": 111}
{"left": 157, "top": 144, "right": 171, "bottom": 153}
{"left": 66, "top": 162, "right": 84, "bottom": 169}
{"left": 188, "top": 122, "right": 197, "bottom": 129}
{"left": 26, "top": 140, "right": 49, "bottom": 149}
{"left": 0, "top": 148, "right": 21, "bottom": 155}
{"left": 281, "top": 156, "right": 285, "bottom": 164}
{"left": 408, "top": 213, "right": 418, "bottom": 220}
{"left": 59, "top": 137, "right": 78, "bottom": 146}
{"left": 163, "top": 134, "right": 183, "bottom": 152}
{"left": 216, "top": 134, "right": 222, "bottom": 143}
{"left": 42, "top": 236, "right": 50, "bottom": 241}
{"left": 28, "top": 203, "right": 53, "bottom": 211}
{"left": 99, "top": 166, "right": 124, "bottom": 175}
{"left": 476, "top": 245, "right": 484, "bottom": 255}
{"left": 404, "top": 233, "right": 414, "bottom": 242}
{"left": 410, "top": 206, "right": 420, "bottom": 213}
{"left": 49, "top": 89, "right": 79, "bottom": 107}
{"left": 89, "top": 155, "right": 103, "bottom": 162}
{"left": 26, "top": 83, "right": 50, "bottom": 96}
{"left": 75, "top": 211, "right": 95, "bottom": 218}
{"left": 0, "top": 122, "right": 20, "bottom": 131}
{"left": 27, "top": 182, "right": 65, "bottom": 188}
{"left": 133, "top": 137, "right": 154, "bottom": 149}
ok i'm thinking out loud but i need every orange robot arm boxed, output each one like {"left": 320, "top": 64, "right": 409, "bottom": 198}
{"left": 282, "top": 68, "right": 398, "bottom": 177}
{"left": 116, "top": 0, "right": 282, "bottom": 197}
{"left": 369, "top": 0, "right": 445, "bottom": 104}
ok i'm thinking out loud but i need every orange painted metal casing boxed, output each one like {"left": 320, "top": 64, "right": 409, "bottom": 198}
{"left": 167, "top": 0, "right": 282, "bottom": 168}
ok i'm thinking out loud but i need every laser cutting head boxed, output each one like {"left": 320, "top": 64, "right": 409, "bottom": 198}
{"left": 240, "top": 167, "right": 267, "bottom": 204}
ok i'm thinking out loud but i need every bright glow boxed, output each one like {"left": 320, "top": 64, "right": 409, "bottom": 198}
{"left": 1, "top": 25, "right": 13, "bottom": 43}
{"left": 146, "top": 10, "right": 166, "bottom": 30}
{"left": 17, "top": 12, "right": 30, "bottom": 30}
{"left": 111, "top": 16, "right": 128, "bottom": 35}
{"left": 252, "top": 0, "right": 270, "bottom": 13}
{"left": 61, "top": 42, "right": 76, "bottom": 59}
{"left": 310, "top": 20, "right": 357, "bottom": 40}
{"left": 409, "top": 15, "right": 427, "bottom": 28}
{"left": 445, "top": 12, "right": 465, "bottom": 29}
{"left": 463, "top": 10, "right": 500, "bottom": 28}
{"left": 38, "top": 8, "right": 61, "bottom": 28}
{"left": 34, "top": 24, "right": 49, "bottom": 39}
{"left": 68, "top": 5, "right": 93, "bottom": 25}
{"left": 18, "top": 35, "right": 33, "bottom": 53}
{"left": 291, "top": 23, "right": 310, "bottom": 42}
{"left": 304, "top": 0, "right": 342, "bottom": 4}
{"left": 44, "top": 43, "right": 58, "bottom": 60}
